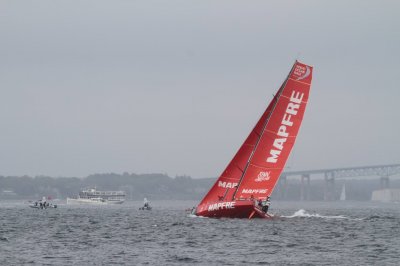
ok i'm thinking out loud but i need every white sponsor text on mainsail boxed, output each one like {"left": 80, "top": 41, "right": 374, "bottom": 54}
{"left": 266, "top": 90, "right": 304, "bottom": 163}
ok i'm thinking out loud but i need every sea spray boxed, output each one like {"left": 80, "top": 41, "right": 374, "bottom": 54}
{"left": 282, "top": 209, "right": 347, "bottom": 219}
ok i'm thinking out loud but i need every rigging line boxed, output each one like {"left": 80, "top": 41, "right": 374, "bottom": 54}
{"left": 222, "top": 187, "right": 230, "bottom": 201}
{"left": 231, "top": 92, "right": 281, "bottom": 200}
{"left": 231, "top": 62, "right": 297, "bottom": 200}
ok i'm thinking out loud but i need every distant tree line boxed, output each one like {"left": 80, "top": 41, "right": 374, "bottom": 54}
{"left": 0, "top": 173, "right": 398, "bottom": 201}
{"left": 0, "top": 173, "right": 214, "bottom": 200}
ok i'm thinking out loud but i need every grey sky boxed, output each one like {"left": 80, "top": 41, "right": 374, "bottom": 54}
{"left": 1, "top": 1, "right": 399, "bottom": 178}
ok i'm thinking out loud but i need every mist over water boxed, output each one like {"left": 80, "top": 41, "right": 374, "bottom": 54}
{"left": 1, "top": 200, "right": 399, "bottom": 265}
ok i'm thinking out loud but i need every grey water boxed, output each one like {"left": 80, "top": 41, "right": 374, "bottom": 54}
{"left": 0, "top": 200, "right": 399, "bottom": 265}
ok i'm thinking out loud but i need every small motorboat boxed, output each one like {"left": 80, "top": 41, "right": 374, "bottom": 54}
{"left": 139, "top": 198, "right": 152, "bottom": 210}
{"left": 29, "top": 203, "right": 57, "bottom": 209}
{"left": 29, "top": 197, "right": 57, "bottom": 209}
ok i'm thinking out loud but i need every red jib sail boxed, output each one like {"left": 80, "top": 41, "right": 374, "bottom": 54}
{"left": 197, "top": 61, "right": 313, "bottom": 211}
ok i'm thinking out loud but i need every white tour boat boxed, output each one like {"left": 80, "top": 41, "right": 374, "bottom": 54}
{"left": 67, "top": 188, "right": 125, "bottom": 205}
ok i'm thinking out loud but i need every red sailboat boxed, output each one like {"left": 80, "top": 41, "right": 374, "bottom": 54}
{"left": 195, "top": 61, "right": 313, "bottom": 219}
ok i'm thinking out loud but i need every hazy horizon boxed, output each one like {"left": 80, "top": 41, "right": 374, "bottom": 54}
{"left": 1, "top": 1, "right": 399, "bottom": 178}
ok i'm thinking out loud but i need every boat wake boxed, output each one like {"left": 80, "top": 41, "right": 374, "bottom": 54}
{"left": 187, "top": 213, "right": 207, "bottom": 219}
{"left": 282, "top": 209, "right": 347, "bottom": 219}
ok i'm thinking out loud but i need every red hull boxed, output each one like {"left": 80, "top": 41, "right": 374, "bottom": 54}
{"left": 196, "top": 200, "right": 273, "bottom": 219}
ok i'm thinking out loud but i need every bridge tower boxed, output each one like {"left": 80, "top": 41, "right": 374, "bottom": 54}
{"left": 380, "top": 175, "right": 390, "bottom": 189}
{"left": 277, "top": 175, "right": 287, "bottom": 200}
{"left": 300, "top": 174, "right": 310, "bottom": 201}
{"left": 324, "top": 172, "right": 335, "bottom": 201}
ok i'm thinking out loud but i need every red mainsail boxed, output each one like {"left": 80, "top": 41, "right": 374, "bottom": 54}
{"left": 196, "top": 61, "right": 313, "bottom": 217}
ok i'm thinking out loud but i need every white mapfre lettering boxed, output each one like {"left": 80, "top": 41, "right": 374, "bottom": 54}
{"left": 207, "top": 201, "right": 236, "bottom": 211}
{"left": 242, "top": 189, "right": 268, "bottom": 194}
{"left": 267, "top": 90, "right": 304, "bottom": 163}
{"left": 218, "top": 181, "right": 238, "bottom": 189}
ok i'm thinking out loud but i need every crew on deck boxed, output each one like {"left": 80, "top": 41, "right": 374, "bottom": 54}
{"left": 263, "top": 197, "right": 271, "bottom": 213}
{"left": 257, "top": 196, "right": 271, "bottom": 213}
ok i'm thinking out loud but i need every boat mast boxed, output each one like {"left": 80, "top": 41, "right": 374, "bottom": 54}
{"left": 231, "top": 62, "right": 296, "bottom": 200}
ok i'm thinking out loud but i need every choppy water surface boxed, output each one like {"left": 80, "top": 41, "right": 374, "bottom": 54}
{"left": 0, "top": 200, "right": 399, "bottom": 265}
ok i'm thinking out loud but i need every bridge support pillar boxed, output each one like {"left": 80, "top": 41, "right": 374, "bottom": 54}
{"left": 278, "top": 175, "right": 287, "bottom": 200}
{"left": 380, "top": 176, "right": 390, "bottom": 189}
{"left": 324, "top": 172, "right": 335, "bottom": 201}
{"left": 300, "top": 174, "right": 310, "bottom": 201}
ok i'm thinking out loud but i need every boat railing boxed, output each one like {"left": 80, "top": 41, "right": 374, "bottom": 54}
{"left": 81, "top": 190, "right": 126, "bottom": 196}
